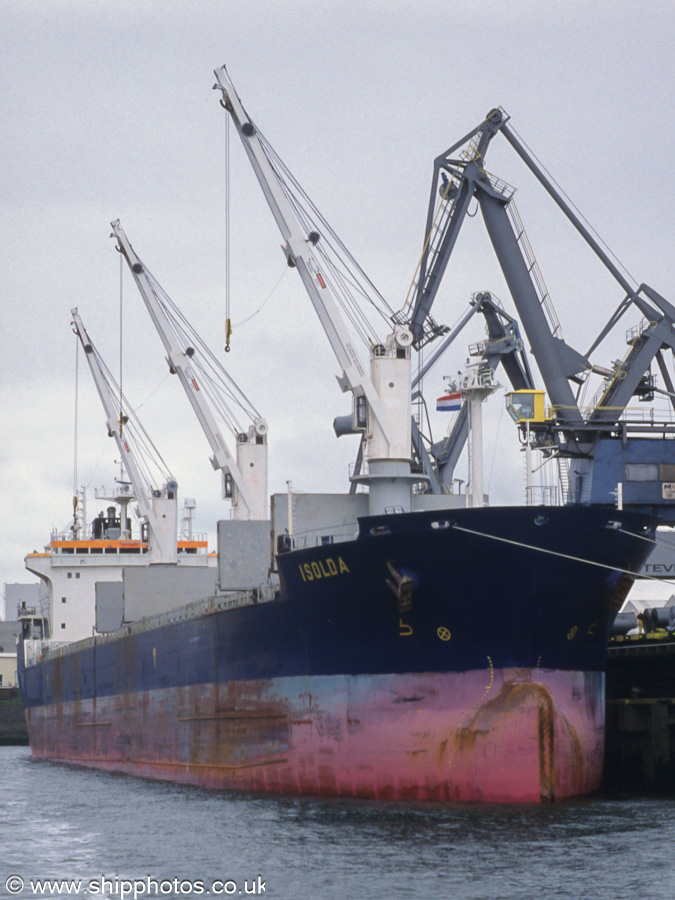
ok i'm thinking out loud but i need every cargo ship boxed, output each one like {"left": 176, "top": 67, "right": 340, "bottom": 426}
{"left": 17, "top": 67, "right": 675, "bottom": 802}
{"left": 18, "top": 505, "right": 655, "bottom": 803}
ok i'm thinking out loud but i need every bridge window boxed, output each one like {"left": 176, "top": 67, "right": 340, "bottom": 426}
{"left": 625, "top": 463, "right": 658, "bottom": 482}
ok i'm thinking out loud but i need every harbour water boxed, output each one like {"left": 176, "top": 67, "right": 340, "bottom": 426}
{"left": 2, "top": 745, "right": 674, "bottom": 900}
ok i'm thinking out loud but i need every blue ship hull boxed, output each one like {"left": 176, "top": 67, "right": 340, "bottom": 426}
{"left": 19, "top": 505, "right": 656, "bottom": 802}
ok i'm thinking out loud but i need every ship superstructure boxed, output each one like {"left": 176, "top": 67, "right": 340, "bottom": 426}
{"left": 25, "top": 492, "right": 212, "bottom": 643}
{"left": 25, "top": 310, "right": 215, "bottom": 644}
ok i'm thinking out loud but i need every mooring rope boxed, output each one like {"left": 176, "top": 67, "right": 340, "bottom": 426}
{"left": 451, "top": 522, "right": 675, "bottom": 588}
{"left": 616, "top": 527, "right": 675, "bottom": 552}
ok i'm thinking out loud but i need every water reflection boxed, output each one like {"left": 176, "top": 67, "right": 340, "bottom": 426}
{"left": 2, "top": 748, "right": 675, "bottom": 900}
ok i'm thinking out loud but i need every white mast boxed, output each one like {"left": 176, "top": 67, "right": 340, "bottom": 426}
{"left": 450, "top": 361, "right": 499, "bottom": 508}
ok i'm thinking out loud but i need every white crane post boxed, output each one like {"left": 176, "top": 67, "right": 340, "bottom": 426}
{"left": 111, "top": 221, "right": 267, "bottom": 522}
{"left": 213, "top": 66, "right": 417, "bottom": 513}
{"left": 70, "top": 308, "right": 178, "bottom": 563}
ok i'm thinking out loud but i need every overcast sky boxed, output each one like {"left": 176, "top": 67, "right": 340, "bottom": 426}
{"left": 1, "top": 0, "right": 674, "bottom": 598}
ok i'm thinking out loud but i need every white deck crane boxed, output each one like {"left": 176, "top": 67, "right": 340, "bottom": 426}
{"left": 111, "top": 220, "right": 268, "bottom": 522}
{"left": 71, "top": 308, "right": 178, "bottom": 563}
{"left": 213, "top": 66, "right": 420, "bottom": 516}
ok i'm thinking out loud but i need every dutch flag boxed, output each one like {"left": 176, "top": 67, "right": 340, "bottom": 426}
{"left": 436, "top": 392, "right": 462, "bottom": 412}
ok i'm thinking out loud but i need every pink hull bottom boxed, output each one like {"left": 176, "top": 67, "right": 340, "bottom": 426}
{"left": 27, "top": 668, "right": 605, "bottom": 803}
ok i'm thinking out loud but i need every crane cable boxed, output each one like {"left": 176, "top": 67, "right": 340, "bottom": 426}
{"left": 508, "top": 123, "right": 640, "bottom": 291}
{"left": 232, "top": 265, "right": 287, "bottom": 328}
{"left": 397, "top": 172, "right": 458, "bottom": 317}
{"left": 224, "top": 113, "right": 232, "bottom": 352}
{"left": 119, "top": 250, "right": 126, "bottom": 486}
{"left": 256, "top": 127, "right": 394, "bottom": 345}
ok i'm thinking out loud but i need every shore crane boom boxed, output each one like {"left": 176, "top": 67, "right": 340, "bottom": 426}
{"left": 71, "top": 308, "right": 178, "bottom": 562}
{"left": 400, "top": 106, "right": 675, "bottom": 517}
{"left": 111, "top": 220, "right": 268, "bottom": 522}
